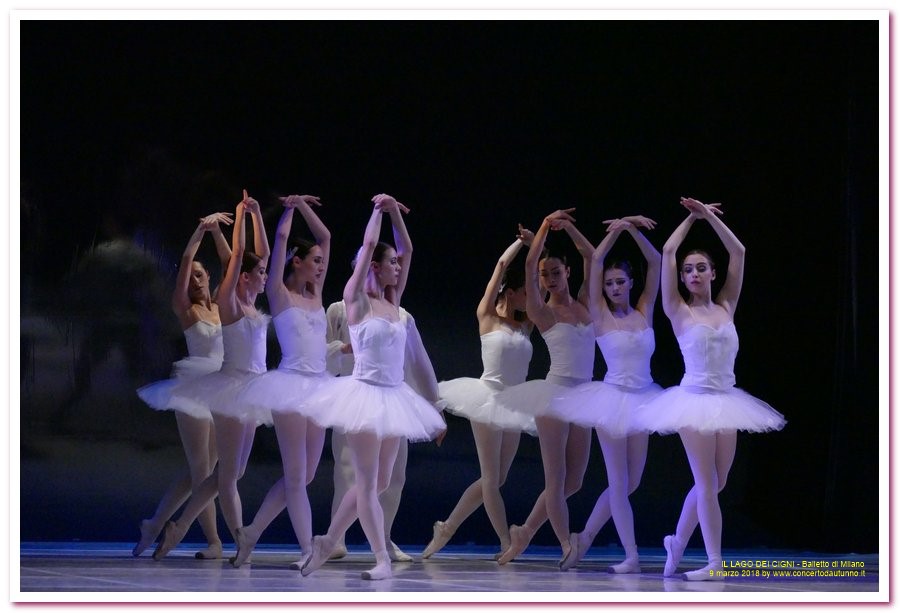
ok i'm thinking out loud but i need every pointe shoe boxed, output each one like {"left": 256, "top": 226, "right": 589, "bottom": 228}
{"left": 328, "top": 542, "right": 348, "bottom": 560}
{"left": 608, "top": 558, "right": 641, "bottom": 574}
{"left": 152, "top": 521, "right": 184, "bottom": 561}
{"left": 195, "top": 542, "right": 223, "bottom": 560}
{"left": 388, "top": 541, "right": 412, "bottom": 562}
{"left": 132, "top": 519, "right": 159, "bottom": 557}
{"left": 559, "top": 532, "right": 586, "bottom": 572}
{"left": 663, "top": 535, "right": 685, "bottom": 577}
{"left": 232, "top": 527, "right": 258, "bottom": 568}
{"left": 497, "top": 524, "right": 532, "bottom": 565}
{"left": 682, "top": 560, "right": 723, "bottom": 582}
{"left": 289, "top": 552, "right": 311, "bottom": 571}
{"left": 421, "top": 521, "right": 455, "bottom": 559}
{"left": 361, "top": 552, "right": 392, "bottom": 581}
{"left": 300, "top": 535, "right": 334, "bottom": 577}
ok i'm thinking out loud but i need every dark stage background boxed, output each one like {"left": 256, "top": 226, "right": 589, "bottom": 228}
{"left": 19, "top": 19, "right": 879, "bottom": 555}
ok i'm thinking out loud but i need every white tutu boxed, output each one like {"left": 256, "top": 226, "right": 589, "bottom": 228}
{"left": 237, "top": 369, "right": 334, "bottom": 417}
{"left": 168, "top": 369, "right": 271, "bottom": 427}
{"left": 631, "top": 385, "right": 786, "bottom": 435}
{"left": 302, "top": 377, "right": 446, "bottom": 441}
{"left": 439, "top": 378, "right": 537, "bottom": 435}
{"left": 491, "top": 379, "right": 587, "bottom": 421}
{"left": 136, "top": 356, "right": 222, "bottom": 420}
{"left": 551, "top": 381, "right": 664, "bottom": 438}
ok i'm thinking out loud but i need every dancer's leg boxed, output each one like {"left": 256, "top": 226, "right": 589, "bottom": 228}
{"left": 303, "top": 432, "right": 398, "bottom": 580}
{"left": 593, "top": 431, "right": 641, "bottom": 573}
{"left": 133, "top": 470, "right": 191, "bottom": 557}
{"left": 380, "top": 438, "right": 411, "bottom": 560}
{"left": 330, "top": 430, "right": 354, "bottom": 557}
{"left": 677, "top": 429, "right": 736, "bottom": 581}
{"left": 273, "top": 412, "right": 315, "bottom": 552}
{"left": 213, "top": 415, "right": 256, "bottom": 539}
{"left": 176, "top": 413, "right": 222, "bottom": 559}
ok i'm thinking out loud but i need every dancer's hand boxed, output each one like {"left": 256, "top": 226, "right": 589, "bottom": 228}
{"left": 516, "top": 223, "right": 535, "bottom": 246}
{"left": 680, "top": 197, "right": 722, "bottom": 219}
{"left": 620, "top": 215, "right": 657, "bottom": 230}
{"left": 239, "top": 189, "right": 261, "bottom": 215}
{"left": 280, "top": 194, "right": 322, "bottom": 209}
{"left": 433, "top": 414, "right": 448, "bottom": 447}
{"left": 372, "top": 193, "right": 410, "bottom": 214}
{"left": 545, "top": 208, "right": 576, "bottom": 229}
{"left": 199, "top": 212, "right": 234, "bottom": 229}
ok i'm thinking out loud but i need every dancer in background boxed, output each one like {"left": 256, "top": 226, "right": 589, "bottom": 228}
{"left": 422, "top": 226, "right": 537, "bottom": 559}
{"left": 153, "top": 189, "right": 272, "bottom": 560}
{"left": 134, "top": 211, "right": 233, "bottom": 559}
{"left": 494, "top": 209, "right": 596, "bottom": 565}
{"left": 633, "top": 197, "right": 785, "bottom": 581}
{"left": 326, "top": 294, "right": 442, "bottom": 564}
{"left": 300, "top": 194, "right": 446, "bottom": 581}
{"left": 228, "top": 194, "right": 333, "bottom": 569}
{"left": 553, "top": 215, "right": 663, "bottom": 572}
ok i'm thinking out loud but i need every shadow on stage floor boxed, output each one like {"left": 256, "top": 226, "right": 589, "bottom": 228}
{"left": 17, "top": 541, "right": 880, "bottom": 602}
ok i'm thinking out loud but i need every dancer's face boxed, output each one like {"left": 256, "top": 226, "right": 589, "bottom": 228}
{"left": 294, "top": 245, "right": 326, "bottom": 285}
{"left": 680, "top": 254, "right": 715, "bottom": 295}
{"left": 539, "top": 257, "right": 569, "bottom": 295}
{"left": 373, "top": 248, "right": 401, "bottom": 287}
{"left": 603, "top": 268, "right": 633, "bottom": 306}
{"left": 188, "top": 261, "right": 211, "bottom": 303}
{"left": 506, "top": 286, "right": 527, "bottom": 311}
{"left": 243, "top": 261, "right": 268, "bottom": 295}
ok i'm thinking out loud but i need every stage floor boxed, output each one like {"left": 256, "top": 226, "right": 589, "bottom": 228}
{"left": 17, "top": 542, "right": 881, "bottom": 602}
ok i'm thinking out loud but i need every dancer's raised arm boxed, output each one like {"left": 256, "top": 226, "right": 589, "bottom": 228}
{"left": 380, "top": 194, "right": 412, "bottom": 304}
{"left": 524, "top": 209, "right": 574, "bottom": 330}
{"left": 172, "top": 212, "right": 233, "bottom": 325}
{"left": 550, "top": 213, "right": 595, "bottom": 306}
{"left": 344, "top": 202, "right": 384, "bottom": 322}
{"left": 680, "top": 197, "right": 745, "bottom": 315}
{"left": 590, "top": 215, "right": 660, "bottom": 322}
{"left": 267, "top": 194, "right": 329, "bottom": 313}
{"left": 477, "top": 224, "right": 533, "bottom": 333}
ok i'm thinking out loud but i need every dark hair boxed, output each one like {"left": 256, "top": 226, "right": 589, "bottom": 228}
{"left": 680, "top": 249, "right": 716, "bottom": 271}
{"left": 539, "top": 248, "right": 567, "bottom": 266}
{"left": 604, "top": 259, "right": 633, "bottom": 279}
{"left": 497, "top": 266, "right": 527, "bottom": 320}
{"left": 284, "top": 239, "right": 317, "bottom": 281}
{"left": 241, "top": 252, "right": 262, "bottom": 274}
{"left": 499, "top": 266, "right": 525, "bottom": 295}
{"left": 372, "top": 242, "right": 395, "bottom": 264}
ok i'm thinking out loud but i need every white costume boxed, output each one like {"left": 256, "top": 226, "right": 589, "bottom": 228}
{"left": 439, "top": 325, "right": 537, "bottom": 434}
{"left": 137, "top": 320, "right": 223, "bottom": 420}
{"left": 632, "top": 321, "right": 785, "bottom": 434}
{"left": 168, "top": 314, "right": 270, "bottom": 426}
{"left": 552, "top": 322, "right": 663, "bottom": 438}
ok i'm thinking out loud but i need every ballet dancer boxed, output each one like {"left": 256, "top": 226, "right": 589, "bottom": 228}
{"left": 494, "top": 208, "right": 597, "bottom": 565}
{"left": 153, "top": 189, "right": 272, "bottom": 560}
{"left": 326, "top": 295, "right": 442, "bottom": 564}
{"left": 228, "top": 194, "right": 333, "bottom": 569}
{"left": 633, "top": 197, "right": 785, "bottom": 581}
{"left": 133, "top": 211, "right": 233, "bottom": 559}
{"left": 553, "top": 215, "right": 663, "bottom": 572}
{"left": 299, "top": 194, "right": 446, "bottom": 580}
{"left": 422, "top": 226, "right": 538, "bottom": 559}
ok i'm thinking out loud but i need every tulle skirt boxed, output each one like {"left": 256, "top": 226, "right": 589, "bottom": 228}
{"left": 236, "top": 369, "right": 334, "bottom": 417}
{"left": 302, "top": 377, "right": 446, "bottom": 442}
{"left": 168, "top": 367, "right": 271, "bottom": 427}
{"left": 439, "top": 378, "right": 537, "bottom": 435}
{"left": 491, "top": 376, "right": 589, "bottom": 422}
{"left": 551, "top": 381, "right": 664, "bottom": 438}
{"left": 631, "top": 384, "right": 786, "bottom": 435}
{"left": 136, "top": 356, "right": 223, "bottom": 420}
